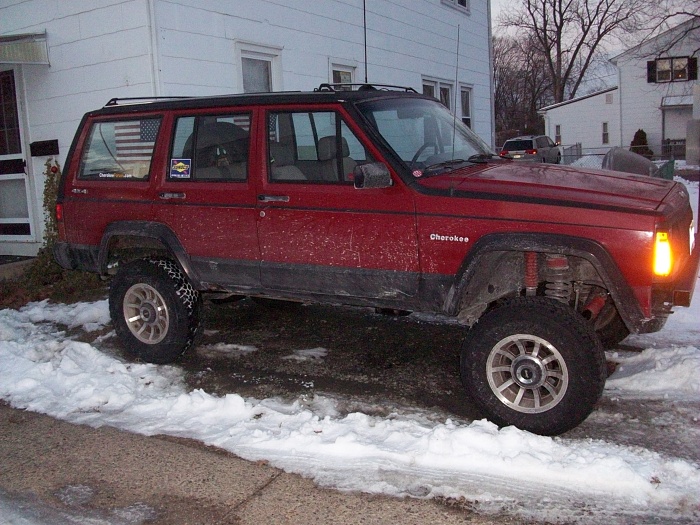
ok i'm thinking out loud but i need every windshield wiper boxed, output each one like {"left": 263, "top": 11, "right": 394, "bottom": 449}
{"left": 466, "top": 153, "right": 500, "bottom": 163}
{"left": 423, "top": 159, "right": 467, "bottom": 174}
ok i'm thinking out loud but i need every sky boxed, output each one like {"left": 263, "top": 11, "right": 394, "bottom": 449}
{"left": 0, "top": 176, "right": 698, "bottom": 524}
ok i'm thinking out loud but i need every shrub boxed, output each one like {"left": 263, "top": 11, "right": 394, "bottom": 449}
{"left": 630, "top": 129, "right": 654, "bottom": 159}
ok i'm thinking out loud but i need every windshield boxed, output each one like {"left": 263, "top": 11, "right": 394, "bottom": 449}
{"left": 357, "top": 97, "right": 494, "bottom": 172}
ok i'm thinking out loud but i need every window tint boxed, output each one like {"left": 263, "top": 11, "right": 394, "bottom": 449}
{"left": 503, "top": 140, "right": 533, "bottom": 151}
{"left": 170, "top": 114, "right": 250, "bottom": 181}
{"left": 78, "top": 118, "right": 161, "bottom": 180}
{"left": 268, "top": 111, "right": 373, "bottom": 183}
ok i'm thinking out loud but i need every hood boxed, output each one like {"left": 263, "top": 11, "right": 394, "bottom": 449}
{"left": 416, "top": 162, "right": 675, "bottom": 213}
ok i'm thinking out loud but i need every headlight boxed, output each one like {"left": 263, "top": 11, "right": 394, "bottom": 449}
{"left": 653, "top": 231, "right": 672, "bottom": 277}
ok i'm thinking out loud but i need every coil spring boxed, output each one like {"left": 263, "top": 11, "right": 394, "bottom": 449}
{"left": 544, "top": 255, "right": 572, "bottom": 303}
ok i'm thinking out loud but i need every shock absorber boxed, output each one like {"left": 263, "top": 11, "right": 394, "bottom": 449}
{"left": 524, "top": 251, "right": 538, "bottom": 296}
{"left": 544, "top": 254, "right": 572, "bottom": 303}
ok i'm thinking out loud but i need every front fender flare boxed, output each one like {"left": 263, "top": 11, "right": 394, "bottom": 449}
{"left": 445, "top": 232, "right": 646, "bottom": 332}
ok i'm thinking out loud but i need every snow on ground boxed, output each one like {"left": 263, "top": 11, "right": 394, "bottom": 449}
{"left": 0, "top": 182, "right": 698, "bottom": 525}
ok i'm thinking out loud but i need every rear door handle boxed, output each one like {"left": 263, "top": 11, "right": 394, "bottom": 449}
{"left": 258, "top": 194, "right": 290, "bottom": 202}
{"left": 159, "top": 192, "right": 186, "bottom": 200}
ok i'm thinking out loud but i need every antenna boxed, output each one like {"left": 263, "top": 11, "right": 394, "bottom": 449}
{"left": 363, "top": 0, "right": 368, "bottom": 83}
{"left": 452, "top": 24, "right": 461, "bottom": 158}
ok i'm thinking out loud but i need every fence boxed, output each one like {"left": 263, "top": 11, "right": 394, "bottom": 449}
{"left": 559, "top": 141, "right": 686, "bottom": 170}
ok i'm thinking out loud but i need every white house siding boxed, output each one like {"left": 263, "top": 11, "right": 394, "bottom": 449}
{"left": 0, "top": 0, "right": 493, "bottom": 257}
{"left": 540, "top": 88, "right": 620, "bottom": 152}
{"left": 612, "top": 20, "right": 698, "bottom": 154}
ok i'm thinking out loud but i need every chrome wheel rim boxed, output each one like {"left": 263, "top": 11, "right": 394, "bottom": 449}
{"left": 486, "top": 334, "right": 569, "bottom": 414}
{"left": 123, "top": 283, "right": 169, "bottom": 344}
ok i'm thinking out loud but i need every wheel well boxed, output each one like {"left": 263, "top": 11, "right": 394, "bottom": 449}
{"left": 96, "top": 221, "right": 200, "bottom": 287}
{"left": 454, "top": 249, "right": 610, "bottom": 326}
{"left": 103, "top": 235, "right": 170, "bottom": 275}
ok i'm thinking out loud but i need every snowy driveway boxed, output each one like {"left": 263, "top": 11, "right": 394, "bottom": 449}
{"left": 1, "top": 181, "right": 698, "bottom": 525}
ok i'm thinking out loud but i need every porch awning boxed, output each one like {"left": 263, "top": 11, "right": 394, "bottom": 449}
{"left": 0, "top": 32, "right": 49, "bottom": 65}
{"left": 661, "top": 95, "right": 693, "bottom": 108}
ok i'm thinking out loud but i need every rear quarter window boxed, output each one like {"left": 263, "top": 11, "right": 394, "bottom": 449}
{"left": 78, "top": 118, "right": 161, "bottom": 180}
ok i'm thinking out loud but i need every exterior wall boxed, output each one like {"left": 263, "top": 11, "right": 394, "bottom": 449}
{"left": 614, "top": 23, "right": 698, "bottom": 153}
{"left": 0, "top": 0, "right": 493, "bottom": 256}
{"left": 541, "top": 89, "right": 620, "bottom": 151}
{"left": 0, "top": 0, "right": 157, "bottom": 255}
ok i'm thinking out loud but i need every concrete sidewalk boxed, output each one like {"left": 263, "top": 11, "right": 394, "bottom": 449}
{"left": 0, "top": 403, "right": 512, "bottom": 525}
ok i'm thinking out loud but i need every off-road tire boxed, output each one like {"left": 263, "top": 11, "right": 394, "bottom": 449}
{"left": 460, "top": 297, "right": 606, "bottom": 436}
{"left": 109, "top": 258, "right": 202, "bottom": 364}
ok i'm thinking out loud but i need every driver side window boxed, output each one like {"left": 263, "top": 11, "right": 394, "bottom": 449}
{"left": 268, "top": 111, "right": 374, "bottom": 183}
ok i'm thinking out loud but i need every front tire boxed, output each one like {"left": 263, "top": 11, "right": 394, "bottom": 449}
{"left": 109, "top": 258, "right": 202, "bottom": 364}
{"left": 460, "top": 297, "right": 606, "bottom": 435}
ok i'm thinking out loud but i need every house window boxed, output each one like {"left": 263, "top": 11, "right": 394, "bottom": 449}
{"left": 242, "top": 57, "right": 271, "bottom": 93}
{"left": 236, "top": 41, "right": 282, "bottom": 93}
{"left": 555, "top": 125, "right": 561, "bottom": 144}
{"left": 460, "top": 87, "right": 472, "bottom": 128}
{"left": 423, "top": 79, "right": 452, "bottom": 110}
{"left": 442, "top": 0, "right": 469, "bottom": 12}
{"left": 647, "top": 56, "right": 698, "bottom": 83}
{"left": 602, "top": 122, "right": 609, "bottom": 145}
{"left": 331, "top": 62, "right": 355, "bottom": 90}
{"left": 605, "top": 93, "right": 614, "bottom": 104}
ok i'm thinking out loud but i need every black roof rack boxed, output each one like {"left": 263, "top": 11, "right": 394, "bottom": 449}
{"left": 104, "top": 96, "right": 193, "bottom": 107}
{"left": 315, "top": 83, "right": 417, "bottom": 93}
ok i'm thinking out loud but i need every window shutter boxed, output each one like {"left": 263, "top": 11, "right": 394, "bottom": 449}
{"left": 647, "top": 61, "right": 656, "bottom": 83}
{"left": 689, "top": 57, "right": 698, "bottom": 81}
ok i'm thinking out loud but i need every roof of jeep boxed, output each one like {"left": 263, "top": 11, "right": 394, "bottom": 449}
{"left": 89, "top": 85, "right": 429, "bottom": 117}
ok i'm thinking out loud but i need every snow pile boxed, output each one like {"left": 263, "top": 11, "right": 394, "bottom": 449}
{"left": 1, "top": 297, "right": 699, "bottom": 524}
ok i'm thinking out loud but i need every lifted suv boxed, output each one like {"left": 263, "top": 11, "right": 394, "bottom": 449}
{"left": 55, "top": 84, "right": 699, "bottom": 435}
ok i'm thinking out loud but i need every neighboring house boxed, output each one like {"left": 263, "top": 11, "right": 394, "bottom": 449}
{"left": 0, "top": 0, "right": 494, "bottom": 257}
{"left": 539, "top": 18, "right": 699, "bottom": 160}
{"left": 538, "top": 87, "right": 619, "bottom": 154}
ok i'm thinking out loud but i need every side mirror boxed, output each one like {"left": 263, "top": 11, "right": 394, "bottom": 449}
{"left": 353, "top": 162, "right": 393, "bottom": 189}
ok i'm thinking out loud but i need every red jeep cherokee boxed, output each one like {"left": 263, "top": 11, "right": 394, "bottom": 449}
{"left": 54, "top": 84, "right": 699, "bottom": 435}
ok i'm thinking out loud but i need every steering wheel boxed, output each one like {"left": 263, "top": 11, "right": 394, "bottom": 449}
{"left": 410, "top": 142, "right": 439, "bottom": 169}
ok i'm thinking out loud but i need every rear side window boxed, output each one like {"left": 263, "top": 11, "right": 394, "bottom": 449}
{"left": 78, "top": 118, "right": 161, "bottom": 180}
{"left": 169, "top": 113, "right": 250, "bottom": 181}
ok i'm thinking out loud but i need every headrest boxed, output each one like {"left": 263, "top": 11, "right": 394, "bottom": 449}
{"left": 317, "top": 136, "right": 350, "bottom": 161}
{"left": 270, "top": 142, "right": 295, "bottom": 166}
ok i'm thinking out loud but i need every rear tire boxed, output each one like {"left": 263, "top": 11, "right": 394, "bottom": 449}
{"left": 109, "top": 258, "right": 202, "bottom": 364}
{"left": 460, "top": 297, "right": 606, "bottom": 435}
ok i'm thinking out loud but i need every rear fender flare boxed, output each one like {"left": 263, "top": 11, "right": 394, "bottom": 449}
{"left": 97, "top": 221, "right": 201, "bottom": 289}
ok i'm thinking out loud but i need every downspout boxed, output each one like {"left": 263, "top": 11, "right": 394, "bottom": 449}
{"left": 146, "top": 0, "right": 162, "bottom": 96}
{"left": 617, "top": 61, "right": 623, "bottom": 148}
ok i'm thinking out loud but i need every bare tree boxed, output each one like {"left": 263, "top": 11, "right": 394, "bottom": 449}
{"left": 630, "top": 1, "right": 700, "bottom": 58}
{"left": 493, "top": 33, "right": 552, "bottom": 144}
{"left": 501, "top": 0, "right": 655, "bottom": 103}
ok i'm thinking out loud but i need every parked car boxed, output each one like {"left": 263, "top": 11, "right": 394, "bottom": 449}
{"left": 500, "top": 135, "right": 561, "bottom": 163}
{"left": 54, "top": 83, "right": 699, "bottom": 436}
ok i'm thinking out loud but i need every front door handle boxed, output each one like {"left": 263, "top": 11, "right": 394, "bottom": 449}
{"left": 159, "top": 192, "right": 186, "bottom": 200}
{"left": 258, "top": 194, "right": 290, "bottom": 202}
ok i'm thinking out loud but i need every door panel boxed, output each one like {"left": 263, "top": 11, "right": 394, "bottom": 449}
{"left": 256, "top": 108, "right": 418, "bottom": 299}
{"left": 154, "top": 111, "right": 261, "bottom": 289}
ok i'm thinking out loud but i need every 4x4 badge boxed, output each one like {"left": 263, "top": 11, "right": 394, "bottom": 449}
{"left": 170, "top": 158, "right": 192, "bottom": 178}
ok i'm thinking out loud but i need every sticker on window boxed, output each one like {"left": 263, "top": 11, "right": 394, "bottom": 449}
{"left": 170, "top": 159, "right": 192, "bottom": 178}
